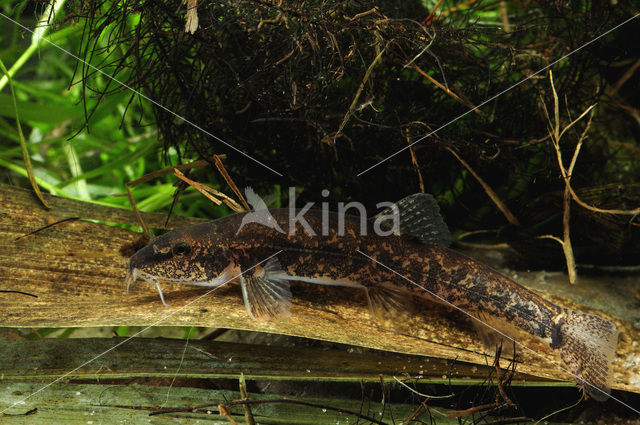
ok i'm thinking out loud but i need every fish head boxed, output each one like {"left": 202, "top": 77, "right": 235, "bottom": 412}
{"left": 127, "top": 225, "right": 236, "bottom": 291}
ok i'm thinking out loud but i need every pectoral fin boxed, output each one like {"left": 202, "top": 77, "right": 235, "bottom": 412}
{"left": 240, "top": 258, "right": 292, "bottom": 320}
{"left": 365, "top": 283, "right": 414, "bottom": 326}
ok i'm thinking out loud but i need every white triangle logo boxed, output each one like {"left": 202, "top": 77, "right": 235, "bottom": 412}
{"left": 236, "top": 187, "right": 286, "bottom": 235}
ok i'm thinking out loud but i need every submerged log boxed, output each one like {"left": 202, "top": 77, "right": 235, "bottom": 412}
{"left": 1, "top": 185, "right": 638, "bottom": 394}
{"left": 0, "top": 380, "right": 462, "bottom": 424}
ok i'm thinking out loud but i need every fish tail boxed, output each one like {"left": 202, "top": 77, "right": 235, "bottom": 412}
{"left": 554, "top": 309, "right": 618, "bottom": 401}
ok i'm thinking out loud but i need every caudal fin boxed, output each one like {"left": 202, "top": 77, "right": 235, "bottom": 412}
{"left": 555, "top": 310, "right": 618, "bottom": 401}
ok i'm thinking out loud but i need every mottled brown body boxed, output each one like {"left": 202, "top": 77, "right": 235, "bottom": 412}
{"left": 283, "top": 212, "right": 555, "bottom": 337}
{"left": 129, "top": 205, "right": 618, "bottom": 400}
{"left": 135, "top": 210, "right": 560, "bottom": 339}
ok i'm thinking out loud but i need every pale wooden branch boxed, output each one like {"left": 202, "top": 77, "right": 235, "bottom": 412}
{"left": 566, "top": 107, "right": 594, "bottom": 175}
{"left": 0, "top": 185, "right": 638, "bottom": 394}
{"left": 548, "top": 78, "right": 640, "bottom": 217}
{"left": 567, "top": 186, "right": 640, "bottom": 215}
{"left": 537, "top": 235, "right": 564, "bottom": 245}
{"left": 541, "top": 71, "right": 587, "bottom": 284}
{"left": 558, "top": 104, "right": 596, "bottom": 144}
{"left": 0, "top": 377, "right": 450, "bottom": 424}
{"left": 542, "top": 71, "right": 640, "bottom": 284}
{"left": 0, "top": 337, "right": 509, "bottom": 382}
{"left": 561, "top": 183, "right": 577, "bottom": 284}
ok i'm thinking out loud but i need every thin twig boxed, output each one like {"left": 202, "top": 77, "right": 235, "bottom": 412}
{"left": 213, "top": 154, "right": 249, "bottom": 211}
{"left": 610, "top": 57, "right": 640, "bottom": 95}
{"left": 405, "top": 402, "right": 426, "bottom": 424}
{"left": 153, "top": 398, "right": 390, "bottom": 425}
{"left": 126, "top": 158, "right": 220, "bottom": 190}
{"left": 404, "top": 129, "right": 425, "bottom": 193}
{"left": 222, "top": 399, "right": 390, "bottom": 425}
{"left": 345, "top": 7, "right": 381, "bottom": 21}
{"left": 125, "top": 184, "right": 150, "bottom": 239}
{"left": 561, "top": 109, "right": 640, "bottom": 215}
{"left": 403, "top": 26, "right": 436, "bottom": 69}
{"left": 440, "top": 0, "right": 478, "bottom": 18}
{"left": 124, "top": 157, "right": 225, "bottom": 239}
{"left": 274, "top": 43, "right": 300, "bottom": 66}
{"left": 486, "top": 418, "right": 533, "bottom": 425}
{"left": 162, "top": 327, "right": 192, "bottom": 408}
{"left": 379, "top": 375, "right": 388, "bottom": 420}
{"left": 561, "top": 183, "right": 577, "bottom": 284}
{"left": 456, "top": 229, "right": 510, "bottom": 249}
{"left": 446, "top": 402, "right": 500, "bottom": 418}
{"left": 532, "top": 393, "right": 584, "bottom": 425}
{"left": 173, "top": 168, "right": 245, "bottom": 213}
{"left": 238, "top": 374, "right": 256, "bottom": 425}
{"left": 0, "top": 290, "right": 38, "bottom": 298}
{"left": 173, "top": 169, "right": 223, "bottom": 206}
{"left": 218, "top": 404, "right": 239, "bottom": 425}
{"left": 0, "top": 58, "right": 50, "bottom": 209}
{"left": 0, "top": 408, "right": 38, "bottom": 417}
{"left": 540, "top": 71, "right": 596, "bottom": 283}
{"left": 568, "top": 187, "right": 640, "bottom": 215}
{"left": 422, "top": 0, "right": 444, "bottom": 25}
{"left": 335, "top": 43, "right": 387, "bottom": 140}
{"left": 392, "top": 377, "right": 455, "bottom": 399}
{"left": 412, "top": 64, "right": 483, "bottom": 115}
{"left": 445, "top": 146, "right": 520, "bottom": 226}
{"left": 494, "top": 345, "right": 515, "bottom": 407}
{"left": 14, "top": 217, "right": 80, "bottom": 241}
{"left": 499, "top": 1, "right": 511, "bottom": 33}
{"left": 538, "top": 235, "right": 563, "bottom": 245}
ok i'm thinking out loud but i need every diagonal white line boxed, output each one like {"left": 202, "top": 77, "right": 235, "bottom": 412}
{"left": 0, "top": 11, "right": 283, "bottom": 177}
{"left": 355, "top": 249, "right": 640, "bottom": 416}
{"left": 358, "top": 12, "right": 640, "bottom": 176}
{"left": 0, "top": 250, "right": 283, "bottom": 415}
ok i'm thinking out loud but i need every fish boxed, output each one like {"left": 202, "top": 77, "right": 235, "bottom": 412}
{"left": 127, "top": 193, "right": 619, "bottom": 401}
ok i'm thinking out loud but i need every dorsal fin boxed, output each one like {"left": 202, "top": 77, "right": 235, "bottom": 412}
{"left": 373, "top": 193, "right": 452, "bottom": 246}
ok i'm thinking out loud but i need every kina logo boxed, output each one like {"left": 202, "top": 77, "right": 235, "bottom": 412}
{"left": 236, "top": 187, "right": 286, "bottom": 235}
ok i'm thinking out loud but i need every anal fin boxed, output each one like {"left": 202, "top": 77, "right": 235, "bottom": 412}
{"left": 470, "top": 312, "right": 517, "bottom": 356}
{"left": 240, "top": 258, "right": 292, "bottom": 321}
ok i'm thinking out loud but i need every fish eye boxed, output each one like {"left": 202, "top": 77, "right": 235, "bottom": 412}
{"left": 172, "top": 242, "right": 191, "bottom": 256}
